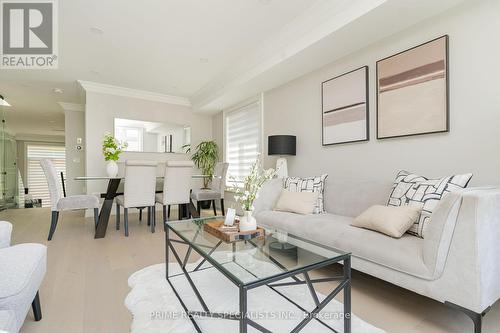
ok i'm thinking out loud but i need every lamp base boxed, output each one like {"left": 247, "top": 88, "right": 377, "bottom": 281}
{"left": 276, "top": 157, "right": 288, "bottom": 178}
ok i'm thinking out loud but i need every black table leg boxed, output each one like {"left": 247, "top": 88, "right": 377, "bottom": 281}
{"left": 95, "top": 178, "right": 121, "bottom": 239}
{"left": 239, "top": 286, "right": 248, "bottom": 333}
{"left": 344, "top": 256, "right": 352, "bottom": 333}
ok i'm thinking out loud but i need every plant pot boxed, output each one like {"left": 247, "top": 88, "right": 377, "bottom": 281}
{"left": 200, "top": 200, "right": 211, "bottom": 209}
{"left": 239, "top": 210, "right": 257, "bottom": 232}
{"left": 106, "top": 160, "right": 118, "bottom": 178}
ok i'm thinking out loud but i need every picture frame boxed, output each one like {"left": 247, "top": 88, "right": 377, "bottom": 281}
{"left": 376, "top": 35, "right": 449, "bottom": 139}
{"left": 321, "top": 66, "right": 369, "bottom": 146}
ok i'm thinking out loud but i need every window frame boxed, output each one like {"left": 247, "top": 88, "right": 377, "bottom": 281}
{"left": 223, "top": 94, "right": 264, "bottom": 188}
{"left": 114, "top": 125, "right": 144, "bottom": 152}
{"left": 25, "top": 142, "right": 66, "bottom": 208}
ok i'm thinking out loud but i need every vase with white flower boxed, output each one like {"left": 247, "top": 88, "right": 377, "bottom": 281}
{"left": 102, "top": 133, "right": 127, "bottom": 177}
{"left": 230, "top": 159, "right": 276, "bottom": 232}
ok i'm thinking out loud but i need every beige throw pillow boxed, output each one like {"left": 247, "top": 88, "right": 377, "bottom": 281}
{"left": 352, "top": 205, "right": 422, "bottom": 238}
{"left": 274, "top": 190, "right": 319, "bottom": 215}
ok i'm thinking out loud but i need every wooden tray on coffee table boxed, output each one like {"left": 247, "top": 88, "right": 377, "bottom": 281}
{"left": 203, "top": 220, "right": 265, "bottom": 243}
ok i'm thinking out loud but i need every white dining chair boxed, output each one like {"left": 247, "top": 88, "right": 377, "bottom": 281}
{"left": 190, "top": 162, "right": 228, "bottom": 216}
{"left": 40, "top": 159, "right": 100, "bottom": 241}
{"left": 115, "top": 160, "right": 158, "bottom": 236}
{"left": 155, "top": 161, "right": 194, "bottom": 231}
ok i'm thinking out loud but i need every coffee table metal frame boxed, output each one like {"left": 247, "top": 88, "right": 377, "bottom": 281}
{"left": 165, "top": 220, "right": 352, "bottom": 333}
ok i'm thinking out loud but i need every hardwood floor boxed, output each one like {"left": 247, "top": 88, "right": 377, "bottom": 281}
{"left": 1, "top": 207, "right": 499, "bottom": 333}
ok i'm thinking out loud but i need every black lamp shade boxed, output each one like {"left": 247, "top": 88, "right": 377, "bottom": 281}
{"left": 268, "top": 135, "right": 296, "bottom": 156}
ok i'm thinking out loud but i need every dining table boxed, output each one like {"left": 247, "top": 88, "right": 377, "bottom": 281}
{"left": 75, "top": 175, "right": 211, "bottom": 239}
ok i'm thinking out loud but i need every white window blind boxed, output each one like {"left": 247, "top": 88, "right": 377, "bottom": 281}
{"left": 27, "top": 144, "right": 66, "bottom": 208}
{"left": 225, "top": 100, "right": 262, "bottom": 186}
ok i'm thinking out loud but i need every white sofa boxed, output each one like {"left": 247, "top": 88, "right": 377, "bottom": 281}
{"left": 253, "top": 179, "right": 500, "bottom": 333}
{"left": 0, "top": 221, "right": 46, "bottom": 333}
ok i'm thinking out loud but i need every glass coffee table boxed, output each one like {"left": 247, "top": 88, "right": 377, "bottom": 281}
{"left": 165, "top": 216, "right": 351, "bottom": 333}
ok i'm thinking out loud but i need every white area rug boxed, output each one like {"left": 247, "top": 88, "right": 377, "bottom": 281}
{"left": 125, "top": 262, "right": 385, "bottom": 333}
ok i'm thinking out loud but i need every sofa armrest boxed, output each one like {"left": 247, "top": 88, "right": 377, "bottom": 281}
{"left": 467, "top": 188, "right": 500, "bottom": 311}
{"left": 436, "top": 188, "right": 500, "bottom": 312}
{"left": 0, "top": 221, "right": 12, "bottom": 249}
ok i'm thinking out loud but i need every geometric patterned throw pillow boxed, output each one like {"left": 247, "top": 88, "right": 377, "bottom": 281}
{"left": 387, "top": 170, "right": 472, "bottom": 238}
{"left": 283, "top": 174, "right": 328, "bottom": 214}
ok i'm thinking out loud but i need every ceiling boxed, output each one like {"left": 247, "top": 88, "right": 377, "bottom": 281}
{"left": 0, "top": 0, "right": 467, "bottom": 137}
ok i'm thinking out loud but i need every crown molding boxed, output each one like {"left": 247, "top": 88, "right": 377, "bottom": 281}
{"left": 58, "top": 102, "right": 84, "bottom": 112}
{"left": 77, "top": 80, "right": 191, "bottom": 107}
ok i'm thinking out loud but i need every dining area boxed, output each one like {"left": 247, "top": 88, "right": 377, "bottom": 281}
{"left": 40, "top": 152, "right": 228, "bottom": 241}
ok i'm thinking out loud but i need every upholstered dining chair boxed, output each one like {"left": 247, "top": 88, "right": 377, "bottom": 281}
{"left": 115, "top": 160, "right": 158, "bottom": 236}
{"left": 40, "top": 159, "right": 100, "bottom": 241}
{"left": 155, "top": 161, "right": 194, "bottom": 231}
{"left": 190, "top": 162, "right": 228, "bottom": 216}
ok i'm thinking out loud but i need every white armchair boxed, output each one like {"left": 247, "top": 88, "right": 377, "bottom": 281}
{"left": 0, "top": 221, "right": 46, "bottom": 333}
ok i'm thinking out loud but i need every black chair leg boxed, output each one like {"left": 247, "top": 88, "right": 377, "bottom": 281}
{"left": 197, "top": 202, "right": 201, "bottom": 217}
{"left": 221, "top": 199, "right": 225, "bottom": 216}
{"left": 32, "top": 291, "right": 42, "bottom": 321}
{"left": 93, "top": 208, "right": 99, "bottom": 229}
{"left": 124, "top": 208, "right": 129, "bottom": 237}
{"left": 116, "top": 204, "right": 120, "bottom": 230}
{"left": 167, "top": 205, "right": 171, "bottom": 218}
{"left": 147, "top": 207, "right": 151, "bottom": 226}
{"left": 47, "top": 211, "right": 59, "bottom": 241}
{"left": 212, "top": 200, "right": 217, "bottom": 215}
{"left": 178, "top": 204, "right": 182, "bottom": 220}
{"left": 151, "top": 206, "right": 156, "bottom": 233}
{"left": 139, "top": 208, "right": 143, "bottom": 221}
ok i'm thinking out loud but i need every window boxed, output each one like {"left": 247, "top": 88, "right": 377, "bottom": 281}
{"left": 225, "top": 99, "right": 262, "bottom": 186}
{"left": 115, "top": 126, "right": 143, "bottom": 151}
{"left": 26, "top": 144, "right": 66, "bottom": 208}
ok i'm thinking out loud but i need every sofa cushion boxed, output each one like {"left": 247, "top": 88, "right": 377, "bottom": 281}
{"left": 387, "top": 170, "right": 472, "bottom": 238}
{"left": 0, "top": 243, "right": 47, "bottom": 331}
{"left": 274, "top": 191, "right": 319, "bottom": 215}
{"left": 352, "top": 205, "right": 421, "bottom": 238}
{"left": 0, "top": 222, "right": 12, "bottom": 249}
{"left": 0, "top": 310, "right": 16, "bottom": 333}
{"left": 283, "top": 174, "right": 327, "bottom": 214}
{"left": 256, "top": 211, "right": 430, "bottom": 278}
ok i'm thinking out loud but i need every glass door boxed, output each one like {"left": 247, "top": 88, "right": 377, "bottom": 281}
{"left": 0, "top": 106, "right": 19, "bottom": 210}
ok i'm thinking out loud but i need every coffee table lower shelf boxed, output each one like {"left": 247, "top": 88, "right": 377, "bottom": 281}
{"left": 165, "top": 226, "right": 352, "bottom": 333}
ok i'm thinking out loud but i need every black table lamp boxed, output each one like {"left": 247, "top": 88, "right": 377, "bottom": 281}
{"left": 268, "top": 135, "right": 296, "bottom": 178}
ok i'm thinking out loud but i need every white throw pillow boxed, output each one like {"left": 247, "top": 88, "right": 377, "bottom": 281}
{"left": 387, "top": 170, "right": 473, "bottom": 238}
{"left": 352, "top": 205, "right": 422, "bottom": 238}
{"left": 274, "top": 190, "right": 319, "bottom": 215}
{"left": 283, "top": 174, "right": 328, "bottom": 214}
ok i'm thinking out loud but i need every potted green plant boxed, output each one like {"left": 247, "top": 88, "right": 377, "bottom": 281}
{"left": 191, "top": 141, "right": 219, "bottom": 209}
{"left": 191, "top": 141, "right": 219, "bottom": 188}
{"left": 102, "top": 133, "right": 127, "bottom": 177}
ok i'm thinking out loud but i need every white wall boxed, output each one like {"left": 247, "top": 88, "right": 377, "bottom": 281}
{"left": 262, "top": 0, "right": 500, "bottom": 186}
{"left": 84, "top": 92, "right": 213, "bottom": 196}
{"left": 65, "top": 110, "right": 85, "bottom": 195}
{"left": 212, "top": 111, "right": 224, "bottom": 161}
